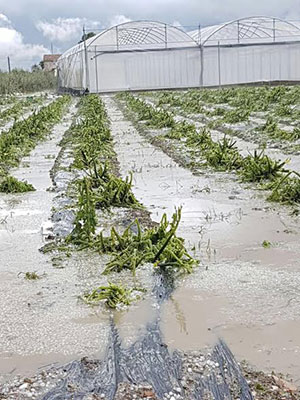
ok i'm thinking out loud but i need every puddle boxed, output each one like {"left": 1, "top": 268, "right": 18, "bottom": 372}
{"left": 0, "top": 353, "right": 75, "bottom": 382}
{"left": 160, "top": 288, "right": 225, "bottom": 350}
{"left": 103, "top": 95, "right": 300, "bottom": 382}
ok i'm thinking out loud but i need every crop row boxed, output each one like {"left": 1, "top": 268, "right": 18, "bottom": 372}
{"left": 53, "top": 95, "right": 198, "bottom": 309}
{"left": 147, "top": 88, "right": 300, "bottom": 145}
{"left": 118, "top": 93, "right": 300, "bottom": 206}
{"left": 0, "top": 95, "right": 46, "bottom": 123}
{"left": 0, "top": 95, "right": 71, "bottom": 191}
{"left": 153, "top": 85, "right": 300, "bottom": 115}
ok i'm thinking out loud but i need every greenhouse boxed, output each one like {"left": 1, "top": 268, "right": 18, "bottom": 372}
{"left": 189, "top": 16, "right": 300, "bottom": 87}
{"left": 57, "top": 20, "right": 201, "bottom": 93}
{"left": 57, "top": 17, "right": 300, "bottom": 93}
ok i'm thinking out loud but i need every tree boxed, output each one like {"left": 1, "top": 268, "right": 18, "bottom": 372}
{"left": 78, "top": 32, "right": 96, "bottom": 44}
{"left": 31, "top": 64, "right": 41, "bottom": 72}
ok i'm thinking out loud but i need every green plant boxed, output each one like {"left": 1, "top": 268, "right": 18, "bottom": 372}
{"left": 0, "top": 175, "right": 35, "bottom": 193}
{"left": 186, "top": 127, "right": 212, "bottom": 147}
{"left": 67, "top": 177, "right": 97, "bottom": 246}
{"left": 81, "top": 282, "right": 135, "bottom": 309}
{"left": 222, "top": 107, "right": 251, "bottom": 124}
{"left": 94, "top": 172, "right": 141, "bottom": 209}
{"left": 157, "top": 92, "right": 182, "bottom": 108}
{"left": 69, "top": 98, "right": 141, "bottom": 211}
{"left": 18, "top": 271, "right": 41, "bottom": 280}
{"left": 0, "top": 70, "right": 57, "bottom": 95}
{"left": 96, "top": 208, "right": 198, "bottom": 276}
{"left": 262, "top": 240, "right": 271, "bottom": 248}
{"left": 204, "top": 136, "right": 243, "bottom": 171}
{"left": 257, "top": 116, "right": 295, "bottom": 141}
{"left": 166, "top": 121, "right": 196, "bottom": 140}
{"left": 267, "top": 171, "right": 300, "bottom": 205}
{"left": 0, "top": 95, "right": 70, "bottom": 169}
{"left": 118, "top": 93, "right": 175, "bottom": 128}
{"left": 0, "top": 96, "right": 44, "bottom": 123}
{"left": 240, "top": 150, "right": 286, "bottom": 183}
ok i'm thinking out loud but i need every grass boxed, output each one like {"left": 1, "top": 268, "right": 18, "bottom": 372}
{"left": 0, "top": 70, "right": 57, "bottom": 95}
{"left": 0, "top": 175, "right": 35, "bottom": 193}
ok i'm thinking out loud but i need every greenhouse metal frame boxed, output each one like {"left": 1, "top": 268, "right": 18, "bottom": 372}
{"left": 57, "top": 17, "right": 300, "bottom": 93}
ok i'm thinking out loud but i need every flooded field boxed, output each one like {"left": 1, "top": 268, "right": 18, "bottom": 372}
{"left": 0, "top": 87, "right": 300, "bottom": 399}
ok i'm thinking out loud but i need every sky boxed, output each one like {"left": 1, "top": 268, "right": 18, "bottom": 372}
{"left": 0, "top": 0, "right": 300, "bottom": 70}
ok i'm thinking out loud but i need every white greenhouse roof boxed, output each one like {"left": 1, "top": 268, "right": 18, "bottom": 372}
{"left": 58, "top": 20, "right": 198, "bottom": 61}
{"left": 189, "top": 16, "right": 300, "bottom": 46}
{"left": 58, "top": 16, "right": 300, "bottom": 63}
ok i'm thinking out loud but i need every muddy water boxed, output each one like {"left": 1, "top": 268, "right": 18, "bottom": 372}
{"left": 0, "top": 100, "right": 110, "bottom": 382}
{"left": 103, "top": 95, "right": 300, "bottom": 384}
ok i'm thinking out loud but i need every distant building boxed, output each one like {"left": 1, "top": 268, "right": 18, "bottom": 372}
{"left": 42, "top": 54, "right": 61, "bottom": 72}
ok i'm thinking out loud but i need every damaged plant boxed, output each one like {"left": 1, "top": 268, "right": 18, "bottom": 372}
{"left": 95, "top": 207, "right": 198, "bottom": 276}
{"left": 0, "top": 175, "right": 35, "bottom": 193}
{"left": 81, "top": 282, "right": 136, "bottom": 309}
{"left": 240, "top": 150, "right": 287, "bottom": 183}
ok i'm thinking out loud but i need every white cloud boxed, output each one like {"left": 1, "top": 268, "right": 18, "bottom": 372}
{"left": 36, "top": 15, "right": 132, "bottom": 43}
{"left": 36, "top": 17, "right": 101, "bottom": 42}
{"left": 0, "top": 13, "right": 11, "bottom": 26}
{"left": 0, "top": 14, "right": 49, "bottom": 70}
{"left": 108, "top": 15, "right": 131, "bottom": 28}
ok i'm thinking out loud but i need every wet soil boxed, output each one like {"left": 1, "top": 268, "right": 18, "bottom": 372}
{"left": 0, "top": 100, "right": 112, "bottom": 380}
{"left": 108, "top": 95, "right": 300, "bottom": 385}
{"left": 142, "top": 95, "right": 300, "bottom": 173}
{"left": 0, "top": 93, "right": 299, "bottom": 399}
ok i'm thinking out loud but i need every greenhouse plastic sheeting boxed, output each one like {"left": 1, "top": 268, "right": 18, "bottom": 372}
{"left": 203, "top": 42, "right": 300, "bottom": 87}
{"left": 87, "top": 47, "right": 202, "bottom": 92}
{"left": 57, "top": 19, "right": 300, "bottom": 93}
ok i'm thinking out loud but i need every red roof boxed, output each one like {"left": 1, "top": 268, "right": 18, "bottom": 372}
{"left": 43, "top": 54, "right": 61, "bottom": 62}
